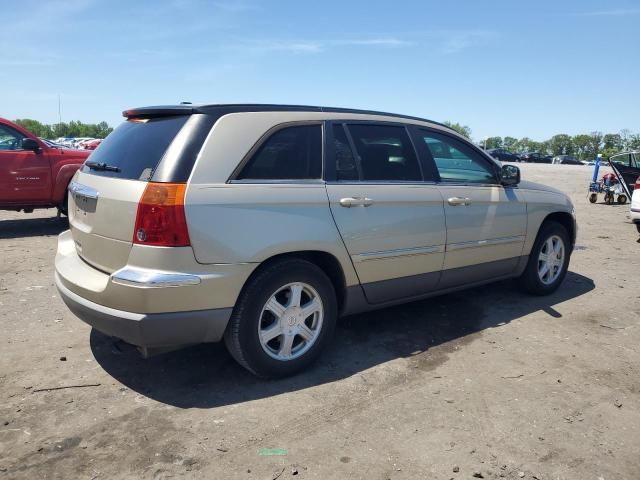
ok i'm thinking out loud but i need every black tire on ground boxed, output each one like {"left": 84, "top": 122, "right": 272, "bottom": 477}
{"left": 617, "top": 195, "right": 627, "bottom": 204}
{"left": 518, "top": 221, "right": 571, "bottom": 296}
{"left": 636, "top": 223, "right": 640, "bottom": 234}
{"left": 224, "top": 258, "right": 337, "bottom": 378}
{"left": 588, "top": 193, "right": 598, "bottom": 203}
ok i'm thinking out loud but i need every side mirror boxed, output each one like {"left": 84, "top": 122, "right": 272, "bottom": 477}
{"left": 500, "top": 164, "right": 520, "bottom": 186}
{"left": 22, "top": 138, "right": 41, "bottom": 152}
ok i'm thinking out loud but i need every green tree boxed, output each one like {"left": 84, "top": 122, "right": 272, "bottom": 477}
{"left": 14, "top": 119, "right": 114, "bottom": 139}
{"left": 503, "top": 136, "right": 518, "bottom": 151}
{"left": 603, "top": 133, "right": 623, "bottom": 152}
{"left": 484, "top": 137, "right": 503, "bottom": 149}
{"left": 548, "top": 134, "right": 574, "bottom": 156}
{"left": 628, "top": 134, "right": 640, "bottom": 150}
{"left": 572, "top": 134, "right": 592, "bottom": 160}
{"left": 14, "top": 119, "right": 54, "bottom": 139}
{"left": 588, "top": 131, "right": 604, "bottom": 159}
{"left": 442, "top": 121, "right": 472, "bottom": 139}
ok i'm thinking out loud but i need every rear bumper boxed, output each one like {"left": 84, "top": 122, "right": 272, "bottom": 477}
{"left": 56, "top": 272, "right": 232, "bottom": 348}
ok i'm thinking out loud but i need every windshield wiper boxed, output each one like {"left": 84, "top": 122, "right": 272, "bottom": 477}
{"left": 85, "top": 161, "right": 120, "bottom": 172}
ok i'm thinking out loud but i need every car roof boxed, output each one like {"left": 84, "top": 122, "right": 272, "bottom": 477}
{"left": 122, "top": 103, "right": 453, "bottom": 131}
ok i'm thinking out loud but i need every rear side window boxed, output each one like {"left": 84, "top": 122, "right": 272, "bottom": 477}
{"left": 346, "top": 124, "right": 422, "bottom": 181}
{"left": 237, "top": 125, "right": 322, "bottom": 180}
{"left": 81, "top": 116, "right": 189, "bottom": 180}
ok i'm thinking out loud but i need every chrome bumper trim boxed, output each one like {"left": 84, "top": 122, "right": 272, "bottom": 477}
{"left": 111, "top": 267, "right": 202, "bottom": 288}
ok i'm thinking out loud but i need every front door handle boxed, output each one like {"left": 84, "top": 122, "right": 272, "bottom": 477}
{"left": 447, "top": 196, "right": 472, "bottom": 206}
{"left": 339, "top": 197, "right": 374, "bottom": 208}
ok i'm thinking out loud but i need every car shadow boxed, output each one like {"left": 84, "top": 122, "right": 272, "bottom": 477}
{"left": 90, "top": 271, "right": 594, "bottom": 409}
{"left": 0, "top": 216, "right": 68, "bottom": 239}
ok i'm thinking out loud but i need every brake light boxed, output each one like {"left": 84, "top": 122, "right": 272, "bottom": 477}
{"left": 635, "top": 176, "right": 640, "bottom": 191}
{"left": 133, "top": 182, "right": 190, "bottom": 247}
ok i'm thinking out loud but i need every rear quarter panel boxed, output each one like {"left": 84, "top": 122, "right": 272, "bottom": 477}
{"left": 184, "top": 183, "right": 360, "bottom": 287}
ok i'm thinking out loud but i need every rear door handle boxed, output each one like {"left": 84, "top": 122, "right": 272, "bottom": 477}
{"left": 339, "top": 197, "right": 374, "bottom": 208}
{"left": 447, "top": 196, "right": 471, "bottom": 206}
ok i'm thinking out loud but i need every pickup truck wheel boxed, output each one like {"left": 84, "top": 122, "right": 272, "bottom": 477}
{"left": 518, "top": 221, "right": 570, "bottom": 296}
{"left": 224, "top": 259, "right": 337, "bottom": 378}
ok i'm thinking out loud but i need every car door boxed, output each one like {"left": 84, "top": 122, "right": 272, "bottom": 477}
{"left": 0, "top": 124, "right": 51, "bottom": 204}
{"left": 410, "top": 127, "right": 527, "bottom": 289}
{"left": 325, "top": 122, "right": 446, "bottom": 304}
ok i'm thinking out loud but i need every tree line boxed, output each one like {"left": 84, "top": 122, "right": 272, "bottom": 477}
{"left": 13, "top": 117, "right": 639, "bottom": 160}
{"left": 443, "top": 121, "right": 639, "bottom": 160}
{"left": 14, "top": 119, "right": 114, "bottom": 140}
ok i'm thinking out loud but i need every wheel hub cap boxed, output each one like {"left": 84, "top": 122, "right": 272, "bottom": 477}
{"left": 258, "top": 282, "right": 324, "bottom": 361}
{"left": 537, "top": 234, "right": 565, "bottom": 285}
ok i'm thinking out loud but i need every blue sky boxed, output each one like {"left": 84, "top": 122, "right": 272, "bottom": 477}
{"left": 1, "top": 0, "right": 639, "bottom": 141}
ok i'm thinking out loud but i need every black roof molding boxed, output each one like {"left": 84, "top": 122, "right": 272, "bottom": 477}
{"left": 122, "top": 103, "right": 450, "bottom": 130}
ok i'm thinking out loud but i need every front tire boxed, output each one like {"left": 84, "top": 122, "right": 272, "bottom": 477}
{"left": 224, "top": 259, "right": 337, "bottom": 378}
{"left": 518, "top": 221, "right": 571, "bottom": 295}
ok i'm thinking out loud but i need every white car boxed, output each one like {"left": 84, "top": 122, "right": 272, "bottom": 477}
{"left": 631, "top": 177, "right": 640, "bottom": 233}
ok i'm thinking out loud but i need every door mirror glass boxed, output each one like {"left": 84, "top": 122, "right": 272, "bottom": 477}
{"left": 22, "top": 138, "right": 40, "bottom": 152}
{"left": 500, "top": 164, "right": 520, "bottom": 186}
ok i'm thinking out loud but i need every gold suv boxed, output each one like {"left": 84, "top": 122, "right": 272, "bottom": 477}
{"left": 55, "top": 104, "right": 577, "bottom": 377}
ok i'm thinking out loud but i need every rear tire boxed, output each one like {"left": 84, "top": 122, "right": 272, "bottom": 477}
{"left": 224, "top": 259, "right": 337, "bottom": 378}
{"left": 588, "top": 193, "right": 598, "bottom": 204}
{"left": 617, "top": 195, "right": 627, "bottom": 204}
{"left": 518, "top": 221, "right": 571, "bottom": 296}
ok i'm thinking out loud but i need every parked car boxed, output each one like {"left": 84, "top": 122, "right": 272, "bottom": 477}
{"left": 0, "top": 118, "right": 90, "bottom": 215}
{"left": 631, "top": 176, "right": 640, "bottom": 233}
{"left": 609, "top": 151, "right": 640, "bottom": 195}
{"left": 487, "top": 148, "right": 520, "bottom": 162}
{"left": 521, "top": 152, "right": 552, "bottom": 163}
{"left": 55, "top": 104, "right": 577, "bottom": 378}
{"left": 82, "top": 139, "right": 102, "bottom": 150}
{"left": 552, "top": 155, "right": 582, "bottom": 165}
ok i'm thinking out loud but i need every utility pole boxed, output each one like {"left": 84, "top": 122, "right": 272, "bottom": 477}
{"left": 58, "top": 94, "right": 62, "bottom": 124}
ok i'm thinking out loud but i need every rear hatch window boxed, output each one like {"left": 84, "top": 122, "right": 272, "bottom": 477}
{"left": 81, "top": 116, "right": 189, "bottom": 180}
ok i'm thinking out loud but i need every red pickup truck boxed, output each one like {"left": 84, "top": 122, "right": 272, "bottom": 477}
{"left": 0, "top": 118, "right": 90, "bottom": 216}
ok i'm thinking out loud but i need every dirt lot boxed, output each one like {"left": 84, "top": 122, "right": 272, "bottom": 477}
{"left": 1, "top": 163, "right": 639, "bottom": 480}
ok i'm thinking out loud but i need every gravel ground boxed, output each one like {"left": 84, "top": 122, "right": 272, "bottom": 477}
{"left": 1, "top": 163, "right": 639, "bottom": 480}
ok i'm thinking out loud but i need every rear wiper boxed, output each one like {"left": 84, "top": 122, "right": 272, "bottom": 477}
{"left": 85, "top": 161, "right": 120, "bottom": 172}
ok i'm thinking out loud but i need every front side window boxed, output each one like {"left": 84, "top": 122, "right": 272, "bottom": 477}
{"left": 0, "top": 125, "right": 24, "bottom": 151}
{"left": 346, "top": 124, "right": 422, "bottom": 181}
{"left": 237, "top": 125, "right": 322, "bottom": 180}
{"left": 420, "top": 130, "right": 497, "bottom": 184}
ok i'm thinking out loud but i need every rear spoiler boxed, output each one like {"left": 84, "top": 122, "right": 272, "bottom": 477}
{"left": 123, "top": 105, "right": 195, "bottom": 118}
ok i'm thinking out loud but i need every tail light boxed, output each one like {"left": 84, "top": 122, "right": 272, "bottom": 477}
{"left": 635, "top": 176, "right": 640, "bottom": 191}
{"left": 133, "top": 182, "right": 190, "bottom": 247}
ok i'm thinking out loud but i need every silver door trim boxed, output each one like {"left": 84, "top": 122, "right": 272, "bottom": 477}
{"left": 446, "top": 235, "right": 525, "bottom": 252}
{"left": 353, "top": 244, "right": 445, "bottom": 263}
